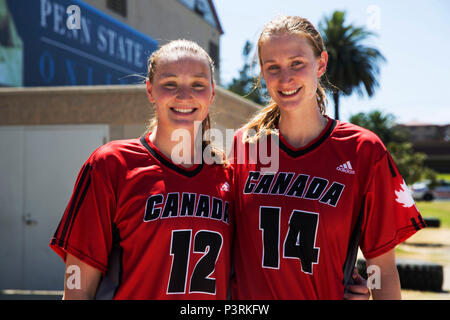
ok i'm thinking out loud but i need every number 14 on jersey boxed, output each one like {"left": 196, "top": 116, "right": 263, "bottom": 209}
{"left": 259, "top": 207, "right": 320, "bottom": 274}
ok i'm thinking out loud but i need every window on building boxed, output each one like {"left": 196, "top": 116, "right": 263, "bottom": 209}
{"left": 209, "top": 41, "right": 219, "bottom": 71}
{"left": 107, "top": 0, "right": 127, "bottom": 17}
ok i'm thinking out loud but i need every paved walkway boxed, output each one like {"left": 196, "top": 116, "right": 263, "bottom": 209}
{"left": 0, "top": 290, "right": 63, "bottom": 300}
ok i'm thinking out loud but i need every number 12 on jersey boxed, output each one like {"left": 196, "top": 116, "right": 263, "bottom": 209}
{"left": 168, "top": 230, "right": 223, "bottom": 295}
{"left": 259, "top": 207, "right": 320, "bottom": 274}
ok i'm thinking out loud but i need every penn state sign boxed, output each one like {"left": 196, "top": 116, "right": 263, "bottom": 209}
{"left": 1, "top": 0, "right": 158, "bottom": 86}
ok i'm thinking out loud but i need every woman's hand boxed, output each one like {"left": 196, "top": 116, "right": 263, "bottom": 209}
{"left": 344, "top": 267, "right": 371, "bottom": 300}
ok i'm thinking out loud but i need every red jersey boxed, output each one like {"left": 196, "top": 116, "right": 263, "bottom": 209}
{"left": 50, "top": 133, "right": 234, "bottom": 299}
{"left": 230, "top": 118, "right": 425, "bottom": 300}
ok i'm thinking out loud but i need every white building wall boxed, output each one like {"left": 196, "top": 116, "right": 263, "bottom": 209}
{"left": 0, "top": 125, "right": 109, "bottom": 290}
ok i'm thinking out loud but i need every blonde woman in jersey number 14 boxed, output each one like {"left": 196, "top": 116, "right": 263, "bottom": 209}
{"left": 230, "top": 16, "right": 425, "bottom": 300}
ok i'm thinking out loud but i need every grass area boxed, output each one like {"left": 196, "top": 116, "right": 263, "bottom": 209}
{"left": 415, "top": 200, "right": 450, "bottom": 228}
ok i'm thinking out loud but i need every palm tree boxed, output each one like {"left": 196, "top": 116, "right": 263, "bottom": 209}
{"left": 319, "top": 11, "right": 386, "bottom": 120}
{"left": 227, "top": 40, "right": 267, "bottom": 105}
{"left": 349, "top": 110, "right": 409, "bottom": 144}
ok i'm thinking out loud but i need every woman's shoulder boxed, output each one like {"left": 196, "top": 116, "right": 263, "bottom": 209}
{"left": 87, "top": 138, "right": 144, "bottom": 168}
{"left": 334, "top": 120, "right": 381, "bottom": 139}
{"left": 333, "top": 120, "right": 387, "bottom": 158}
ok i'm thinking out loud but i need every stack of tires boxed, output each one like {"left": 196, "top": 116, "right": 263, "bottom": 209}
{"left": 423, "top": 217, "right": 440, "bottom": 228}
{"left": 357, "top": 216, "right": 445, "bottom": 293}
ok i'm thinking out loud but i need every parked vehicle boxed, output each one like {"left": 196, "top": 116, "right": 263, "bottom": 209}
{"left": 410, "top": 179, "right": 450, "bottom": 201}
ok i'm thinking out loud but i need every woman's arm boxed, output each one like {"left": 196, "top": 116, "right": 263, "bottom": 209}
{"left": 63, "top": 254, "right": 102, "bottom": 300}
{"left": 366, "top": 248, "right": 401, "bottom": 300}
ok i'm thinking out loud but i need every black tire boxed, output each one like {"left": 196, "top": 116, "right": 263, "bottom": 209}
{"left": 356, "top": 258, "right": 443, "bottom": 292}
{"left": 423, "top": 217, "right": 440, "bottom": 228}
{"left": 423, "top": 193, "right": 434, "bottom": 201}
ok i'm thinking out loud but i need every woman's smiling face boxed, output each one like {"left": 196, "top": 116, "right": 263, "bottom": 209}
{"left": 147, "top": 53, "right": 215, "bottom": 131}
{"left": 260, "top": 33, "right": 327, "bottom": 112}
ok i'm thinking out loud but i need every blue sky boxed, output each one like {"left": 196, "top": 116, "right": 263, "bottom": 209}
{"left": 214, "top": 0, "right": 450, "bottom": 125}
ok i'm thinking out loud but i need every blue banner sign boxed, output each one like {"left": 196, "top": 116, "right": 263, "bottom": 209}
{"left": 1, "top": 0, "right": 158, "bottom": 86}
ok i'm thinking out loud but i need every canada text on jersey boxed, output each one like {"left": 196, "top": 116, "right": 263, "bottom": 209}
{"left": 144, "top": 192, "right": 230, "bottom": 224}
{"left": 244, "top": 171, "right": 345, "bottom": 207}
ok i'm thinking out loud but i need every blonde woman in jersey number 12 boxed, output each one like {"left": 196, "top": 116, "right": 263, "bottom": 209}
{"left": 50, "top": 40, "right": 233, "bottom": 299}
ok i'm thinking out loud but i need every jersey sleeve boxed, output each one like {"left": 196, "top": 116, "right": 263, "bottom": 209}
{"left": 49, "top": 151, "right": 116, "bottom": 275}
{"left": 359, "top": 151, "right": 426, "bottom": 259}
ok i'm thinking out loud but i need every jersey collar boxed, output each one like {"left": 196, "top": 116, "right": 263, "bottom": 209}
{"left": 277, "top": 117, "right": 337, "bottom": 158}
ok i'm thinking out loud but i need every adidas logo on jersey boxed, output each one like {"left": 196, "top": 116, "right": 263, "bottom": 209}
{"left": 336, "top": 161, "right": 355, "bottom": 174}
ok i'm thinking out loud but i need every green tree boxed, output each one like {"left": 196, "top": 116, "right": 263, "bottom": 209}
{"left": 227, "top": 40, "right": 267, "bottom": 105}
{"left": 349, "top": 110, "right": 437, "bottom": 184}
{"left": 387, "top": 142, "right": 430, "bottom": 185}
{"left": 319, "top": 11, "right": 386, "bottom": 120}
